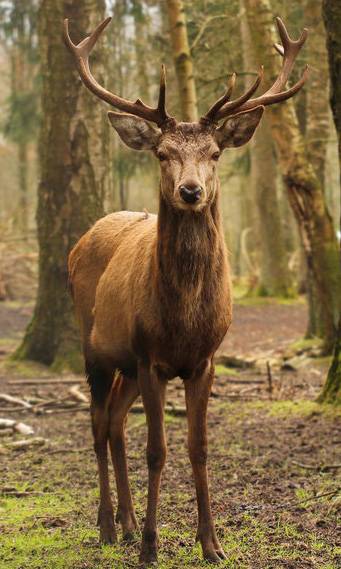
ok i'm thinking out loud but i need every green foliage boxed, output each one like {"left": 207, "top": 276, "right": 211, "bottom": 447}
{"left": 3, "top": 91, "right": 39, "bottom": 144}
{"left": 0, "top": 0, "right": 40, "bottom": 144}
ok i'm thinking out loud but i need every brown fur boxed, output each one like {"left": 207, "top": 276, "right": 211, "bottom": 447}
{"left": 68, "top": 121, "right": 245, "bottom": 564}
{"left": 65, "top": 14, "right": 307, "bottom": 561}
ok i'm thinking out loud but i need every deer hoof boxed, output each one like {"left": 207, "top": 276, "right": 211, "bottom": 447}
{"left": 98, "top": 509, "right": 117, "bottom": 544}
{"left": 203, "top": 550, "right": 225, "bottom": 563}
{"left": 139, "top": 531, "right": 158, "bottom": 565}
{"left": 122, "top": 529, "right": 139, "bottom": 543}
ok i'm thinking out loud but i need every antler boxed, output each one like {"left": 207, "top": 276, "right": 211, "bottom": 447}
{"left": 201, "top": 17, "right": 309, "bottom": 124}
{"left": 63, "top": 17, "right": 174, "bottom": 128}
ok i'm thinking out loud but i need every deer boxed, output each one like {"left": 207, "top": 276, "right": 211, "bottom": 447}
{"left": 64, "top": 16, "right": 308, "bottom": 565}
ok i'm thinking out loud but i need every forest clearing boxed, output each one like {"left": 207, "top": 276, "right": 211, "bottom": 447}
{"left": 0, "top": 296, "right": 340, "bottom": 568}
{"left": 0, "top": 0, "right": 341, "bottom": 568}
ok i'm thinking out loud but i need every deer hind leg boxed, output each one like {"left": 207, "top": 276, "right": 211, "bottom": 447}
{"left": 137, "top": 361, "right": 167, "bottom": 565}
{"left": 86, "top": 358, "right": 117, "bottom": 544}
{"left": 108, "top": 372, "right": 140, "bottom": 541}
{"left": 184, "top": 360, "right": 226, "bottom": 563}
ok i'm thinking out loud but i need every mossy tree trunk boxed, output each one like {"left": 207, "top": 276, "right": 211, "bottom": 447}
{"left": 166, "top": 0, "right": 198, "bottom": 122}
{"left": 304, "top": 0, "right": 331, "bottom": 338}
{"left": 244, "top": 0, "right": 340, "bottom": 353}
{"left": 319, "top": 0, "right": 341, "bottom": 402}
{"left": 15, "top": 0, "right": 108, "bottom": 372}
{"left": 240, "top": 2, "right": 292, "bottom": 296}
{"left": 251, "top": 118, "right": 293, "bottom": 296}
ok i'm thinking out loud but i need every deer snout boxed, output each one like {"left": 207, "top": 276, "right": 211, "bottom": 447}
{"left": 179, "top": 184, "right": 203, "bottom": 204}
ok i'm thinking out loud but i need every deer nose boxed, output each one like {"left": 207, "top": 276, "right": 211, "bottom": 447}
{"left": 179, "top": 185, "right": 203, "bottom": 204}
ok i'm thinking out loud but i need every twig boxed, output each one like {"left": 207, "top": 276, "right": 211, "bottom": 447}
{"left": 68, "top": 385, "right": 89, "bottom": 404}
{"left": 0, "top": 393, "right": 32, "bottom": 408}
{"left": 8, "top": 378, "right": 84, "bottom": 386}
{"left": 190, "top": 15, "right": 228, "bottom": 51}
{"left": 266, "top": 361, "right": 273, "bottom": 400}
{"left": 1, "top": 490, "right": 47, "bottom": 497}
{"left": 216, "top": 378, "right": 265, "bottom": 385}
{"left": 292, "top": 460, "right": 341, "bottom": 471}
{"left": 46, "top": 446, "right": 92, "bottom": 455}
{"left": 6, "top": 437, "right": 47, "bottom": 450}
{"left": 0, "top": 419, "right": 16, "bottom": 428}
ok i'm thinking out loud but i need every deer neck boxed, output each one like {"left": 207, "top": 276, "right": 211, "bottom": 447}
{"left": 154, "top": 179, "right": 227, "bottom": 328}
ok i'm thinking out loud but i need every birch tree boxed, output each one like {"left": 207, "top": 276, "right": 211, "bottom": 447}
{"left": 166, "top": 0, "right": 198, "bottom": 121}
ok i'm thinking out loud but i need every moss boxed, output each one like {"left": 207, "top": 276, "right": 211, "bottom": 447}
{"left": 3, "top": 357, "right": 54, "bottom": 378}
{"left": 290, "top": 337, "right": 323, "bottom": 352}
{"left": 251, "top": 399, "right": 341, "bottom": 419}
{"left": 51, "top": 348, "right": 84, "bottom": 375}
{"left": 214, "top": 364, "right": 239, "bottom": 377}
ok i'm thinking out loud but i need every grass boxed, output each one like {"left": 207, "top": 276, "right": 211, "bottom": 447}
{"left": 3, "top": 491, "right": 338, "bottom": 569}
{"left": 215, "top": 364, "right": 239, "bottom": 377}
{"left": 1, "top": 394, "right": 339, "bottom": 568}
{"left": 248, "top": 399, "right": 341, "bottom": 419}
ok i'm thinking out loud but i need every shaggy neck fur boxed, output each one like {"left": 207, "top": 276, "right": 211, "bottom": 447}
{"left": 154, "top": 178, "right": 227, "bottom": 330}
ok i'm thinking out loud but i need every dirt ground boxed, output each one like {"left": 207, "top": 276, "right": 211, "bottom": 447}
{"left": 0, "top": 299, "right": 340, "bottom": 569}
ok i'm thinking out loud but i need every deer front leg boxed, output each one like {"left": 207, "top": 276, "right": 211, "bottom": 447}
{"left": 185, "top": 360, "right": 226, "bottom": 563}
{"left": 109, "top": 373, "right": 140, "bottom": 541}
{"left": 86, "top": 358, "right": 117, "bottom": 544}
{"left": 138, "top": 361, "right": 167, "bottom": 565}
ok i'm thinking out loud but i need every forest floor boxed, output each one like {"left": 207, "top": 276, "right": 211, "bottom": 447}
{"left": 0, "top": 298, "right": 340, "bottom": 569}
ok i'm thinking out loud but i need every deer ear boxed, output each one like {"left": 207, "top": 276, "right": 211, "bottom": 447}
{"left": 215, "top": 106, "right": 264, "bottom": 149}
{"left": 108, "top": 112, "right": 161, "bottom": 150}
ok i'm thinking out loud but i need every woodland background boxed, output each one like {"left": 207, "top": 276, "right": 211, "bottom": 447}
{"left": 0, "top": 1, "right": 340, "bottom": 568}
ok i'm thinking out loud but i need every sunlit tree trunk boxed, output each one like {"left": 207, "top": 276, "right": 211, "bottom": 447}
{"left": 251, "top": 118, "right": 292, "bottom": 296}
{"left": 244, "top": 0, "right": 340, "bottom": 353}
{"left": 320, "top": 0, "right": 341, "bottom": 402}
{"left": 241, "top": 2, "right": 292, "bottom": 296}
{"left": 15, "top": 0, "right": 108, "bottom": 371}
{"left": 305, "top": 0, "right": 329, "bottom": 187}
{"left": 166, "top": 0, "right": 198, "bottom": 121}
{"left": 302, "top": 0, "right": 331, "bottom": 337}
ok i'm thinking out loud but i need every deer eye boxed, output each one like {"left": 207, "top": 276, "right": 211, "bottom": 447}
{"left": 157, "top": 152, "right": 167, "bottom": 162}
{"left": 211, "top": 151, "right": 220, "bottom": 161}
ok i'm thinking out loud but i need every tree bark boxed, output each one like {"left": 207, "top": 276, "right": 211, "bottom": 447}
{"left": 319, "top": 0, "right": 341, "bottom": 402}
{"left": 240, "top": 2, "right": 292, "bottom": 296}
{"left": 17, "top": 141, "right": 29, "bottom": 236}
{"left": 305, "top": 0, "right": 330, "bottom": 187}
{"left": 166, "top": 0, "right": 198, "bottom": 121}
{"left": 303, "top": 0, "right": 331, "bottom": 337}
{"left": 15, "top": 0, "right": 108, "bottom": 372}
{"left": 244, "top": 0, "right": 340, "bottom": 353}
{"left": 251, "top": 118, "right": 292, "bottom": 296}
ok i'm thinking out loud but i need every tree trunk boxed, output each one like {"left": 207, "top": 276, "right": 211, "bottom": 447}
{"left": 240, "top": 2, "right": 292, "bottom": 296}
{"left": 303, "top": 0, "right": 331, "bottom": 337}
{"left": 319, "top": 0, "right": 341, "bottom": 402}
{"left": 166, "top": 0, "right": 198, "bottom": 121}
{"left": 304, "top": 2, "right": 329, "bottom": 186}
{"left": 15, "top": 0, "right": 108, "bottom": 372}
{"left": 244, "top": 0, "right": 340, "bottom": 353}
{"left": 251, "top": 118, "right": 292, "bottom": 296}
{"left": 9, "top": 30, "right": 32, "bottom": 238}
{"left": 17, "top": 141, "right": 29, "bottom": 236}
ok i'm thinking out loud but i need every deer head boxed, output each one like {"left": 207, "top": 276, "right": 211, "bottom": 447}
{"left": 64, "top": 17, "right": 308, "bottom": 212}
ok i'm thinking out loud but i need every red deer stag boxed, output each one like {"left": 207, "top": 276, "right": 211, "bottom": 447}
{"left": 64, "top": 17, "right": 308, "bottom": 565}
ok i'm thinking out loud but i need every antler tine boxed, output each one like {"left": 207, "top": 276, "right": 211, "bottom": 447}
{"left": 156, "top": 64, "right": 168, "bottom": 122}
{"left": 201, "top": 67, "right": 263, "bottom": 123}
{"left": 215, "top": 67, "right": 264, "bottom": 121}
{"left": 268, "top": 17, "right": 308, "bottom": 94}
{"left": 201, "top": 18, "right": 308, "bottom": 123}
{"left": 204, "top": 73, "right": 236, "bottom": 122}
{"left": 64, "top": 18, "right": 174, "bottom": 127}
